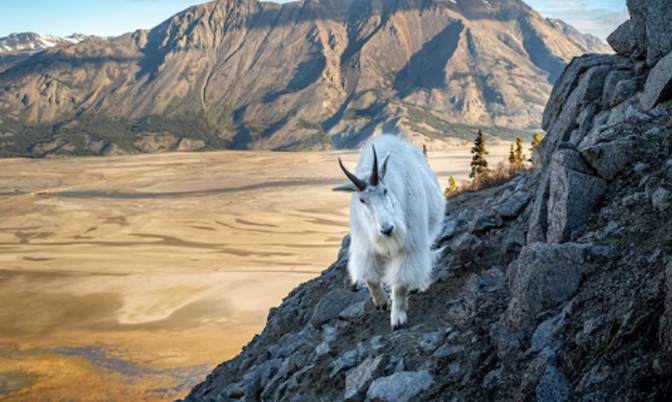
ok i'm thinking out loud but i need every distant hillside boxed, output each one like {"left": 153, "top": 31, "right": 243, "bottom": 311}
{"left": 0, "top": 32, "right": 88, "bottom": 73}
{"left": 546, "top": 18, "right": 609, "bottom": 56}
{"left": 0, "top": 0, "right": 610, "bottom": 157}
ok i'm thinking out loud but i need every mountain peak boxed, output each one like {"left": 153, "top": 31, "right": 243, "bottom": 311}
{"left": 0, "top": 31, "right": 89, "bottom": 54}
{"left": 546, "top": 18, "right": 610, "bottom": 54}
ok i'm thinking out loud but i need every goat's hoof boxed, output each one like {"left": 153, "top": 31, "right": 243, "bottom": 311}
{"left": 376, "top": 304, "right": 388, "bottom": 312}
{"left": 392, "top": 322, "right": 408, "bottom": 331}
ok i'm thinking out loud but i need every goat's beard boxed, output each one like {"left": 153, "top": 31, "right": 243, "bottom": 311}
{"left": 372, "top": 219, "right": 407, "bottom": 257}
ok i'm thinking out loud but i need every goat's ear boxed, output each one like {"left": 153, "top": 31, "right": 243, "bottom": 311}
{"left": 332, "top": 183, "right": 359, "bottom": 192}
{"left": 380, "top": 152, "right": 391, "bottom": 178}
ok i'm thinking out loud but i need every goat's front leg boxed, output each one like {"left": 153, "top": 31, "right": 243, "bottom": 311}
{"left": 391, "top": 284, "right": 409, "bottom": 330}
{"left": 366, "top": 281, "right": 388, "bottom": 310}
{"left": 388, "top": 250, "right": 430, "bottom": 330}
{"left": 349, "top": 249, "right": 388, "bottom": 310}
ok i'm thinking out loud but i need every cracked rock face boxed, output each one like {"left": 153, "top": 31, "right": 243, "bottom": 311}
{"left": 505, "top": 243, "right": 587, "bottom": 332}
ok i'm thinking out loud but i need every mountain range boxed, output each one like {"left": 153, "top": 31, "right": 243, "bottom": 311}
{"left": 0, "top": 0, "right": 610, "bottom": 157}
{"left": 0, "top": 32, "right": 88, "bottom": 74}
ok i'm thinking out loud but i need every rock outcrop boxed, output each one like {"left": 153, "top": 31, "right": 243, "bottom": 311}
{"left": 180, "top": 3, "right": 672, "bottom": 402}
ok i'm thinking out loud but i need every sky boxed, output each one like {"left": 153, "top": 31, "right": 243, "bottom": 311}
{"left": 0, "top": 0, "right": 627, "bottom": 41}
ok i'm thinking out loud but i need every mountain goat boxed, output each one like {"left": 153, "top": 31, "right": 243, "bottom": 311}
{"left": 333, "top": 135, "right": 445, "bottom": 329}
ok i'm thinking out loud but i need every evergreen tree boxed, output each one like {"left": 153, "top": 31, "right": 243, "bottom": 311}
{"left": 444, "top": 175, "right": 459, "bottom": 197}
{"left": 530, "top": 132, "right": 542, "bottom": 156}
{"left": 508, "top": 143, "right": 516, "bottom": 165}
{"left": 515, "top": 136, "right": 525, "bottom": 164}
{"left": 470, "top": 129, "right": 489, "bottom": 178}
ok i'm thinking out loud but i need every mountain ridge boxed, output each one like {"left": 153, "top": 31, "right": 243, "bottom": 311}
{"left": 0, "top": 32, "right": 88, "bottom": 54}
{"left": 0, "top": 0, "right": 610, "bottom": 157}
{"left": 0, "top": 32, "right": 89, "bottom": 74}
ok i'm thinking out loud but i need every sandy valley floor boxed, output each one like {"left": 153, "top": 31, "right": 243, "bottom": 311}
{"left": 0, "top": 143, "right": 512, "bottom": 401}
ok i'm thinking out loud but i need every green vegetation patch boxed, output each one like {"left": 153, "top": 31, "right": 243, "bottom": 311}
{"left": 0, "top": 111, "right": 232, "bottom": 158}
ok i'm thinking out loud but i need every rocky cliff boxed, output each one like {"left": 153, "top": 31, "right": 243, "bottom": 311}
{"left": 179, "top": 1, "right": 672, "bottom": 401}
{"left": 0, "top": 0, "right": 608, "bottom": 157}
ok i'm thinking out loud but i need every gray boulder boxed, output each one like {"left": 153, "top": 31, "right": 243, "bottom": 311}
{"left": 575, "top": 364, "right": 611, "bottom": 393}
{"left": 344, "top": 355, "right": 385, "bottom": 401}
{"left": 641, "top": 50, "right": 672, "bottom": 111}
{"left": 369, "top": 336, "right": 390, "bottom": 355}
{"left": 418, "top": 332, "right": 442, "bottom": 354}
{"left": 243, "top": 371, "right": 262, "bottom": 402}
{"left": 529, "top": 304, "right": 571, "bottom": 353}
{"left": 436, "top": 217, "right": 459, "bottom": 243}
{"left": 543, "top": 65, "right": 613, "bottom": 168}
{"left": 482, "top": 368, "right": 502, "bottom": 389}
{"left": 580, "top": 124, "right": 617, "bottom": 150}
{"left": 450, "top": 232, "right": 483, "bottom": 254}
{"left": 630, "top": 0, "right": 672, "bottom": 66}
{"left": 569, "top": 104, "right": 597, "bottom": 146}
{"left": 605, "top": 98, "right": 650, "bottom": 127}
{"left": 432, "top": 344, "right": 465, "bottom": 360}
{"left": 339, "top": 301, "right": 366, "bottom": 320}
{"left": 495, "top": 191, "right": 532, "bottom": 219}
{"left": 547, "top": 150, "right": 607, "bottom": 243}
{"left": 506, "top": 243, "right": 587, "bottom": 331}
{"left": 652, "top": 187, "right": 672, "bottom": 210}
{"left": 528, "top": 171, "right": 551, "bottom": 244}
{"left": 331, "top": 349, "right": 360, "bottom": 377}
{"left": 366, "top": 371, "right": 433, "bottom": 402}
{"left": 456, "top": 209, "right": 475, "bottom": 226}
{"left": 490, "top": 322, "right": 521, "bottom": 363}
{"left": 550, "top": 147, "right": 593, "bottom": 174}
{"left": 610, "top": 79, "right": 638, "bottom": 107}
{"left": 529, "top": 148, "right": 605, "bottom": 244}
{"left": 627, "top": 0, "right": 648, "bottom": 59}
{"left": 602, "top": 70, "right": 632, "bottom": 109}
{"left": 518, "top": 347, "right": 558, "bottom": 400}
{"left": 469, "top": 210, "right": 504, "bottom": 234}
{"left": 580, "top": 140, "right": 635, "bottom": 181}
{"left": 607, "top": 20, "right": 634, "bottom": 56}
{"left": 536, "top": 366, "right": 571, "bottom": 402}
{"left": 543, "top": 54, "right": 630, "bottom": 131}
{"left": 311, "top": 289, "right": 368, "bottom": 327}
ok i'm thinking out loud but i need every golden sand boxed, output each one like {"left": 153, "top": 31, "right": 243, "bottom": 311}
{"left": 0, "top": 144, "right": 512, "bottom": 401}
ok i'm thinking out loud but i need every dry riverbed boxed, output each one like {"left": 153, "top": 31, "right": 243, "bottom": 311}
{"left": 0, "top": 144, "right": 511, "bottom": 401}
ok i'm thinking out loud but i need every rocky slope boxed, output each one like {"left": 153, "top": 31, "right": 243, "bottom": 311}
{"left": 0, "top": 0, "right": 608, "bottom": 157}
{"left": 179, "top": 1, "right": 672, "bottom": 401}
{"left": 0, "top": 32, "right": 87, "bottom": 73}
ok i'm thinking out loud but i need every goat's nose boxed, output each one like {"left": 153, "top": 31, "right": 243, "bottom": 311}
{"left": 380, "top": 225, "right": 394, "bottom": 237}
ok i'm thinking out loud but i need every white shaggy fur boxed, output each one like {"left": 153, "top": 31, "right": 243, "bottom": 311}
{"left": 334, "top": 135, "right": 446, "bottom": 329}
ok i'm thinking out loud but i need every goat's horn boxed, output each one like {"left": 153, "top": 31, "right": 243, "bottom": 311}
{"left": 370, "top": 145, "right": 379, "bottom": 186}
{"left": 338, "top": 158, "right": 367, "bottom": 191}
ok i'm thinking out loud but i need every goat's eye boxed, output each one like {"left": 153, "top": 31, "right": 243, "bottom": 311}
{"left": 384, "top": 188, "right": 388, "bottom": 195}
{"left": 359, "top": 198, "right": 365, "bottom": 204}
